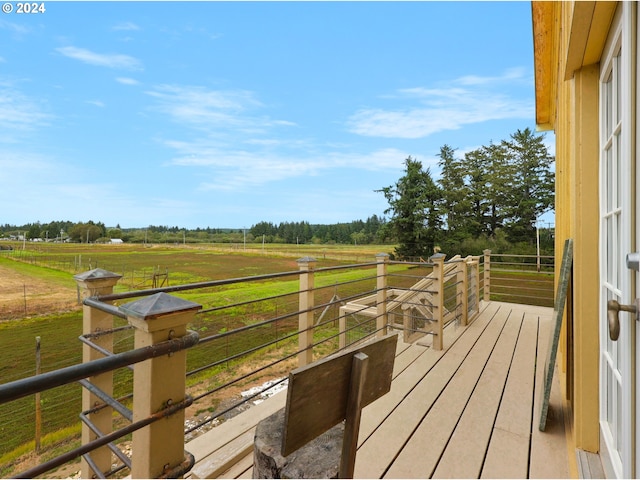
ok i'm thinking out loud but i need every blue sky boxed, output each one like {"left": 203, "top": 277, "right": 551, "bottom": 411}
{"left": 1, "top": 1, "right": 551, "bottom": 229}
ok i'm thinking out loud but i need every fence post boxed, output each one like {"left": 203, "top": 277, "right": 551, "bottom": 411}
{"left": 432, "top": 256, "right": 445, "bottom": 351}
{"left": 297, "top": 257, "right": 316, "bottom": 367}
{"left": 483, "top": 249, "right": 491, "bottom": 302}
{"left": 74, "top": 268, "right": 122, "bottom": 479}
{"left": 460, "top": 257, "right": 469, "bottom": 326}
{"left": 338, "top": 305, "right": 347, "bottom": 350}
{"left": 474, "top": 256, "right": 481, "bottom": 315}
{"left": 121, "top": 293, "right": 201, "bottom": 479}
{"left": 35, "top": 336, "right": 41, "bottom": 454}
{"left": 376, "top": 253, "right": 389, "bottom": 337}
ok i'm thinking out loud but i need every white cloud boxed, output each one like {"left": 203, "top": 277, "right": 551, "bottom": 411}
{"left": 164, "top": 134, "right": 409, "bottom": 192}
{"left": 347, "top": 69, "right": 534, "bottom": 139}
{"left": 147, "top": 83, "right": 411, "bottom": 193}
{"left": 455, "top": 67, "right": 529, "bottom": 86}
{"left": 0, "top": 19, "right": 31, "bottom": 36}
{"left": 86, "top": 100, "right": 105, "bottom": 107}
{"left": 112, "top": 21, "right": 140, "bottom": 31}
{"left": 56, "top": 46, "right": 142, "bottom": 70}
{"left": 0, "top": 81, "right": 52, "bottom": 138}
{"left": 116, "top": 77, "right": 140, "bottom": 85}
{"left": 148, "top": 85, "right": 260, "bottom": 119}
{"left": 146, "top": 84, "right": 296, "bottom": 137}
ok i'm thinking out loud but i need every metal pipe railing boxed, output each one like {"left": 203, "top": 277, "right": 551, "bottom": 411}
{"left": 0, "top": 331, "right": 198, "bottom": 404}
{"left": 14, "top": 396, "right": 193, "bottom": 479}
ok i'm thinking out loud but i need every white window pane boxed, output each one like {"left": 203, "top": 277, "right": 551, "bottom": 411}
{"left": 615, "top": 133, "right": 621, "bottom": 209}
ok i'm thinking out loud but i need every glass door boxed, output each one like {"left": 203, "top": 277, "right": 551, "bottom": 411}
{"left": 599, "top": 4, "right": 634, "bottom": 478}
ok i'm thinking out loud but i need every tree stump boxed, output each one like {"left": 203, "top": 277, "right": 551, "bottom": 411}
{"left": 253, "top": 408, "right": 344, "bottom": 479}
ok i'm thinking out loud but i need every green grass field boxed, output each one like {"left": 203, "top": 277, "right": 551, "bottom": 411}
{"left": 0, "top": 242, "right": 399, "bottom": 466}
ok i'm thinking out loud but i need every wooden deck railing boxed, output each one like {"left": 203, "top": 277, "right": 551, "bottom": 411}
{"left": 0, "top": 251, "right": 553, "bottom": 478}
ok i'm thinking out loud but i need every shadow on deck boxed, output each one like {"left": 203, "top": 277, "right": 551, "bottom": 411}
{"left": 185, "top": 301, "right": 570, "bottom": 479}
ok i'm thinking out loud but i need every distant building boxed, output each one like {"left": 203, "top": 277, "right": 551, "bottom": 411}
{"left": 110, "top": 239, "right": 124, "bottom": 244}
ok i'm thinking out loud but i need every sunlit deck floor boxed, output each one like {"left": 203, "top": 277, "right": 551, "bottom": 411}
{"left": 186, "top": 301, "right": 570, "bottom": 479}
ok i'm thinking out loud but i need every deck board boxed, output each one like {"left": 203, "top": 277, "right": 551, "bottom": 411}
{"left": 530, "top": 310, "right": 570, "bottom": 479}
{"left": 356, "top": 307, "right": 496, "bottom": 444}
{"left": 481, "top": 428, "right": 530, "bottom": 479}
{"left": 481, "top": 311, "right": 538, "bottom": 478}
{"left": 432, "top": 308, "right": 524, "bottom": 478}
{"left": 381, "top": 305, "right": 510, "bottom": 478}
{"left": 188, "top": 301, "right": 569, "bottom": 479}
{"left": 355, "top": 304, "right": 504, "bottom": 478}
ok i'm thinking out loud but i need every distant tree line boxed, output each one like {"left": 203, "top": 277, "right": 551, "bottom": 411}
{"left": 0, "top": 216, "right": 390, "bottom": 246}
{"left": 249, "top": 216, "right": 387, "bottom": 245}
{"left": 0, "top": 220, "right": 108, "bottom": 243}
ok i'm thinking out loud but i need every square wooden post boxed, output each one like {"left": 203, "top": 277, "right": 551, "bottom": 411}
{"left": 483, "top": 249, "right": 491, "bottom": 302}
{"left": 460, "top": 257, "right": 470, "bottom": 326}
{"left": 297, "top": 257, "right": 316, "bottom": 367}
{"left": 473, "top": 256, "right": 481, "bottom": 316}
{"left": 376, "top": 253, "right": 389, "bottom": 337}
{"left": 121, "top": 293, "right": 201, "bottom": 479}
{"left": 74, "top": 269, "right": 122, "bottom": 479}
{"left": 338, "top": 305, "right": 347, "bottom": 350}
{"left": 431, "top": 256, "right": 445, "bottom": 351}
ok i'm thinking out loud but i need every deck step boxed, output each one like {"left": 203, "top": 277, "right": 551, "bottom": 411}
{"left": 186, "top": 390, "right": 286, "bottom": 479}
{"left": 190, "top": 430, "right": 254, "bottom": 479}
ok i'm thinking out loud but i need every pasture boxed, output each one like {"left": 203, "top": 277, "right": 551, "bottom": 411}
{"left": 0, "top": 242, "right": 392, "bottom": 319}
{"left": 0, "top": 242, "right": 395, "bottom": 469}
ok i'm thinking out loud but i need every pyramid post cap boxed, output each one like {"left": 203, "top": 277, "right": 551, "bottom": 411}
{"left": 120, "top": 292, "right": 201, "bottom": 320}
{"left": 74, "top": 268, "right": 122, "bottom": 282}
{"left": 297, "top": 256, "right": 317, "bottom": 263}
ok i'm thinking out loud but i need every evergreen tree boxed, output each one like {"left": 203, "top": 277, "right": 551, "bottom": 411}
{"left": 378, "top": 156, "right": 442, "bottom": 259}
{"left": 500, "top": 128, "right": 555, "bottom": 243}
{"left": 438, "top": 145, "right": 471, "bottom": 240}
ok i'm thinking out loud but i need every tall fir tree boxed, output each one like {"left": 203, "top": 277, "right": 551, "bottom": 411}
{"left": 378, "top": 156, "right": 442, "bottom": 259}
{"left": 500, "top": 128, "right": 555, "bottom": 243}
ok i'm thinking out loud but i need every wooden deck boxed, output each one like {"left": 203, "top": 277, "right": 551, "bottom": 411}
{"left": 186, "top": 301, "right": 571, "bottom": 479}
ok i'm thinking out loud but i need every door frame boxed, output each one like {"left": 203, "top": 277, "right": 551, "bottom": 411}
{"left": 598, "top": 3, "right": 636, "bottom": 478}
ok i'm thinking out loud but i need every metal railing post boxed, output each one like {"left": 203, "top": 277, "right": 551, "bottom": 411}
{"left": 74, "top": 269, "right": 122, "bottom": 479}
{"left": 432, "top": 256, "right": 445, "bottom": 351}
{"left": 376, "top": 253, "right": 389, "bottom": 337}
{"left": 483, "top": 249, "right": 491, "bottom": 302}
{"left": 121, "top": 293, "right": 201, "bottom": 479}
{"left": 297, "top": 257, "right": 316, "bottom": 367}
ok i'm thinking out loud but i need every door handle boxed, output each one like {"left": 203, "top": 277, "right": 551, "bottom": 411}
{"left": 607, "top": 299, "right": 638, "bottom": 341}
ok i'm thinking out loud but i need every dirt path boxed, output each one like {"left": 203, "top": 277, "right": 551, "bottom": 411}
{"left": 0, "top": 263, "right": 78, "bottom": 320}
